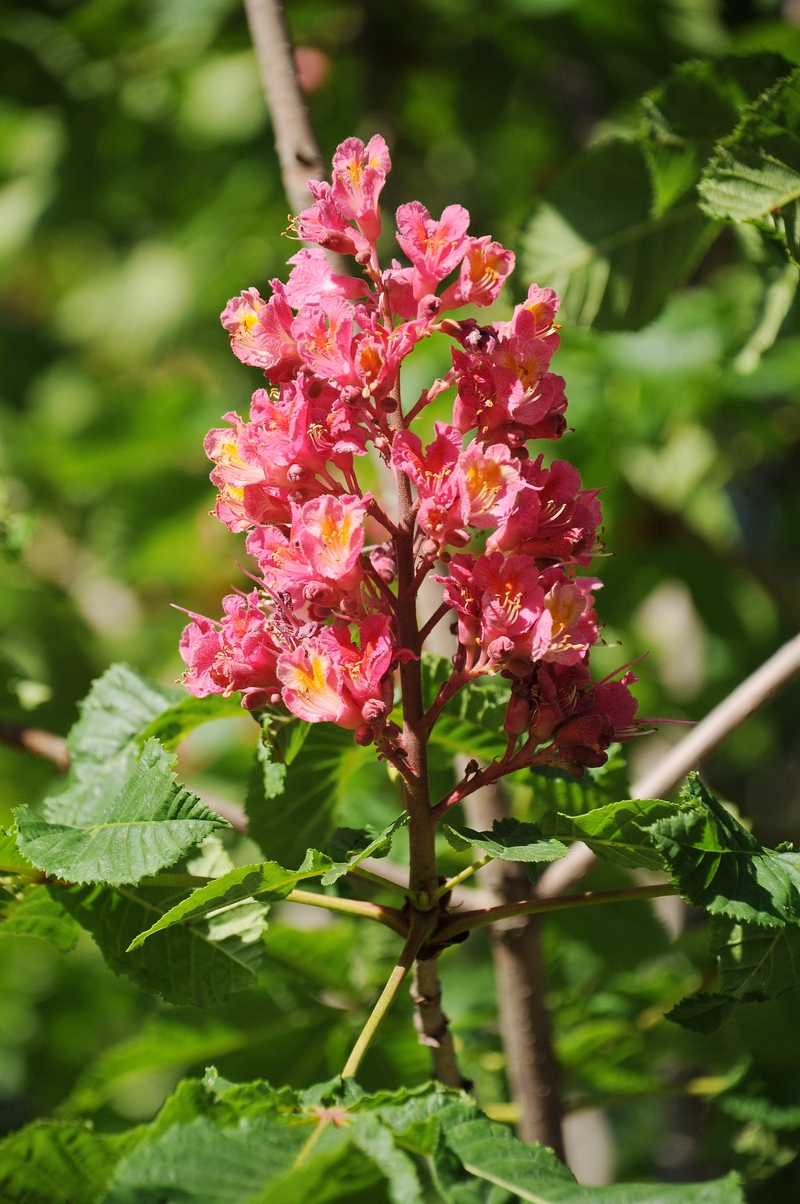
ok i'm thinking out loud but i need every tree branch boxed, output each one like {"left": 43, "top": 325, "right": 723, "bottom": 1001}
{"left": 286, "top": 888, "right": 407, "bottom": 935}
{"left": 535, "top": 630, "right": 800, "bottom": 900}
{"left": 464, "top": 785, "right": 564, "bottom": 1156}
{"left": 410, "top": 957, "right": 469, "bottom": 1089}
{"left": 243, "top": 0, "right": 325, "bottom": 216}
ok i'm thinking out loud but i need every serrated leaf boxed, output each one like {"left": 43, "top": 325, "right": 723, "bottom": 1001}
{"left": 0, "top": 885, "right": 79, "bottom": 952}
{"left": 713, "top": 916, "right": 800, "bottom": 1000}
{"left": 322, "top": 814, "right": 409, "bottom": 885}
{"left": 543, "top": 799, "right": 681, "bottom": 871}
{"left": 246, "top": 723, "right": 372, "bottom": 866}
{"left": 643, "top": 53, "right": 794, "bottom": 211}
{"left": 0, "top": 1121, "right": 137, "bottom": 1204}
{"left": 127, "top": 855, "right": 329, "bottom": 950}
{"left": 67, "top": 663, "right": 180, "bottom": 769}
{"left": 16, "top": 739, "right": 227, "bottom": 886}
{"left": 442, "top": 1116, "right": 744, "bottom": 1203}
{"left": 523, "top": 140, "right": 716, "bottom": 332}
{"left": 0, "top": 828, "right": 34, "bottom": 873}
{"left": 666, "top": 992, "right": 736, "bottom": 1034}
{"left": 443, "top": 818, "right": 567, "bottom": 864}
{"left": 348, "top": 1114, "right": 424, "bottom": 1204}
{"left": 647, "top": 776, "right": 800, "bottom": 926}
{"left": 699, "top": 67, "right": 800, "bottom": 263}
{"left": 137, "top": 691, "right": 248, "bottom": 750}
{"left": 529, "top": 748, "right": 630, "bottom": 818}
{"left": 104, "top": 1116, "right": 381, "bottom": 1204}
{"left": 61, "top": 1017, "right": 247, "bottom": 1116}
{"left": 57, "top": 880, "right": 265, "bottom": 1006}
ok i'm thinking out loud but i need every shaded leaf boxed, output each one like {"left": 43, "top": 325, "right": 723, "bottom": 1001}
{"left": 666, "top": 992, "right": 736, "bottom": 1035}
{"left": 443, "top": 818, "right": 567, "bottom": 864}
{"left": 699, "top": 67, "right": 800, "bottom": 263}
{"left": 16, "top": 739, "right": 227, "bottom": 886}
{"left": 0, "top": 885, "right": 79, "bottom": 952}
{"left": 523, "top": 140, "right": 716, "bottom": 332}
{"left": 348, "top": 1113, "right": 424, "bottom": 1204}
{"left": 66, "top": 663, "right": 179, "bottom": 769}
{"left": 58, "top": 880, "right": 265, "bottom": 1006}
{"left": 322, "top": 814, "right": 409, "bottom": 885}
{"left": 61, "top": 1018, "right": 247, "bottom": 1116}
{"left": 0, "top": 1121, "right": 137, "bottom": 1204}
{"left": 246, "top": 723, "right": 371, "bottom": 867}
{"left": 714, "top": 917, "right": 800, "bottom": 1000}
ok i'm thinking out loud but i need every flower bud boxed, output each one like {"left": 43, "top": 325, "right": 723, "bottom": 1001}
{"left": 354, "top": 725, "right": 374, "bottom": 745}
{"left": 378, "top": 397, "right": 397, "bottom": 413}
{"left": 487, "top": 636, "right": 515, "bottom": 662}
{"left": 304, "top": 581, "right": 337, "bottom": 604}
{"left": 340, "top": 385, "right": 362, "bottom": 404}
{"left": 447, "top": 528, "right": 471, "bottom": 548}
{"left": 287, "top": 463, "right": 308, "bottom": 482}
{"left": 417, "top": 294, "right": 442, "bottom": 322}
{"left": 306, "top": 379, "right": 324, "bottom": 399}
{"left": 503, "top": 693, "right": 532, "bottom": 739}
{"left": 355, "top": 247, "right": 373, "bottom": 266}
{"left": 361, "top": 698, "right": 387, "bottom": 723}
{"left": 420, "top": 538, "right": 440, "bottom": 559}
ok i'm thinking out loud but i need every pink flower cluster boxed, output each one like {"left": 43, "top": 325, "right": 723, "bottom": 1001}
{"left": 180, "top": 134, "right": 641, "bottom": 775}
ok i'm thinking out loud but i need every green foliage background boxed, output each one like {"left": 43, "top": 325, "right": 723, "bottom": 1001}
{"left": 5, "top": 0, "right": 800, "bottom": 1197}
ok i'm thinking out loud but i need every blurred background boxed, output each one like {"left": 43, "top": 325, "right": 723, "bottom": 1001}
{"left": 3, "top": 0, "right": 800, "bottom": 1196}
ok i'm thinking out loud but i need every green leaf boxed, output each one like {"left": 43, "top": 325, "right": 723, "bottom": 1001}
{"left": 522, "top": 140, "right": 716, "bottom": 332}
{"left": 322, "top": 814, "right": 409, "bottom": 885}
{"left": 427, "top": 670, "right": 510, "bottom": 766}
{"left": 0, "top": 885, "right": 79, "bottom": 952}
{"left": 0, "top": 1121, "right": 137, "bottom": 1204}
{"left": 104, "top": 1116, "right": 381, "bottom": 1204}
{"left": 442, "top": 1116, "right": 744, "bottom": 1203}
{"left": 57, "top": 879, "right": 265, "bottom": 1006}
{"left": 16, "top": 738, "right": 227, "bottom": 886}
{"left": 137, "top": 691, "right": 248, "bottom": 750}
{"left": 529, "top": 748, "right": 630, "bottom": 818}
{"left": 647, "top": 776, "right": 800, "bottom": 926}
{"left": 66, "top": 663, "right": 180, "bottom": 769}
{"left": 348, "top": 1114, "right": 424, "bottom": 1204}
{"left": 666, "top": 992, "right": 736, "bottom": 1034}
{"left": 643, "top": 53, "right": 795, "bottom": 211}
{"left": 543, "top": 799, "right": 681, "bottom": 871}
{"left": 0, "top": 828, "right": 34, "bottom": 872}
{"left": 61, "top": 1017, "right": 248, "bottom": 1116}
{"left": 699, "top": 67, "right": 800, "bottom": 263}
{"left": 443, "top": 818, "right": 567, "bottom": 864}
{"left": 246, "top": 723, "right": 372, "bottom": 867}
{"left": 126, "top": 855, "right": 329, "bottom": 950}
{"left": 714, "top": 917, "right": 800, "bottom": 1000}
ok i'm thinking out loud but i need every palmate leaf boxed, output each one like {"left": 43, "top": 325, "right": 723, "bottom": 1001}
{"left": 0, "top": 885, "right": 79, "bottom": 952}
{"left": 246, "top": 722, "right": 372, "bottom": 867}
{"left": 66, "top": 662, "right": 180, "bottom": 770}
{"left": 543, "top": 799, "right": 681, "bottom": 872}
{"left": 647, "top": 776, "right": 800, "bottom": 927}
{"left": 322, "top": 814, "right": 409, "bottom": 885}
{"left": 699, "top": 67, "right": 800, "bottom": 263}
{"left": 126, "top": 850, "right": 331, "bottom": 950}
{"left": 443, "top": 817, "right": 567, "bottom": 864}
{"left": 57, "top": 879, "right": 266, "bottom": 1006}
{"left": 16, "top": 738, "right": 227, "bottom": 886}
{"left": 137, "top": 691, "right": 248, "bottom": 751}
{"left": 714, "top": 916, "right": 800, "bottom": 1001}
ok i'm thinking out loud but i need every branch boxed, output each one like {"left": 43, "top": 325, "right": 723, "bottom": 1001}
{"left": 463, "top": 784, "right": 564, "bottom": 1156}
{"left": 286, "top": 888, "right": 407, "bottom": 936}
{"left": 434, "top": 882, "right": 680, "bottom": 944}
{"left": 410, "top": 957, "right": 469, "bottom": 1089}
{"left": 535, "top": 630, "right": 800, "bottom": 900}
{"left": 243, "top": 0, "right": 325, "bottom": 216}
{"left": 0, "top": 718, "right": 69, "bottom": 772}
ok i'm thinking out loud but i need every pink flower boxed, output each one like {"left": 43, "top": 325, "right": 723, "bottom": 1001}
{"left": 538, "top": 568, "right": 600, "bottom": 665}
{"left": 519, "top": 659, "right": 638, "bottom": 771}
{"left": 293, "top": 296, "right": 357, "bottom": 385}
{"left": 439, "top": 552, "right": 549, "bottom": 669}
{"left": 331, "top": 135, "right": 391, "bottom": 243}
{"left": 278, "top": 638, "right": 363, "bottom": 726}
{"left": 277, "top": 614, "right": 396, "bottom": 729}
{"left": 395, "top": 202, "right": 471, "bottom": 299}
{"left": 488, "top": 456, "right": 601, "bottom": 566}
{"left": 296, "top": 180, "right": 370, "bottom": 257}
{"left": 284, "top": 249, "right": 368, "bottom": 309}
{"left": 455, "top": 440, "right": 522, "bottom": 529}
{"left": 440, "top": 237, "right": 515, "bottom": 310}
{"left": 220, "top": 284, "right": 301, "bottom": 380}
{"left": 180, "top": 592, "right": 281, "bottom": 710}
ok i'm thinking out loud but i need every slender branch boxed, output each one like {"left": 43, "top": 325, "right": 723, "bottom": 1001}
{"left": 243, "top": 0, "right": 324, "bottom": 216}
{"left": 434, "top": 882, "right": 680, "bottom": 945}
{"left": 431, "top": 855, "right": 492, "bottom": 903}
{"left": 286, "top": 888, "right": 407, "bottom": 936}
{"left": 536, "top": 629, "right": 800, "bottom": 900}
{"left": 342, "top": 922, "right": 427, "bottom": 1078}
{"left": 410, "top": 957, "right": 468, "bottom": 1089}
{"left": 419, "top": 601, "right": 451, "bottom": 646}
{"left": 349, "top": 864, "right": 415, "bottom": 901}
{"left": 0, "top": 718, "right": 69, "bottom": 771}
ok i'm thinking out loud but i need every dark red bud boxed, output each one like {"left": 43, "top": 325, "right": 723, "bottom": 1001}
{"left": 354, "top": 725, "right": 374, "bottom": 745}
